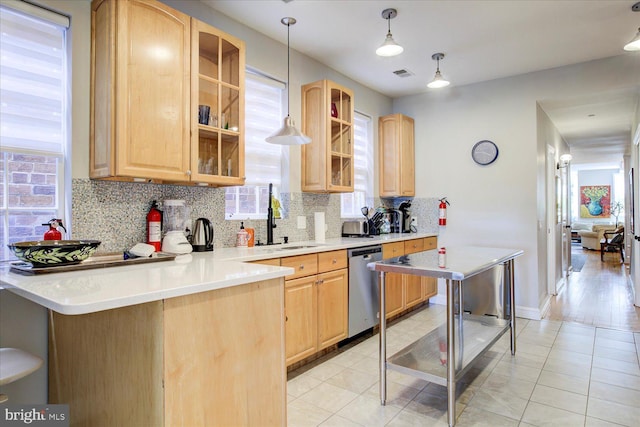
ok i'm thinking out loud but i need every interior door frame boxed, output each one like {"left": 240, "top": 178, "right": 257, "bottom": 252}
{"left": 547, "top": 145, "right": 557, "bottom": 296}
{"left": 632, "top": 124, "right": 640, "bottom": 307}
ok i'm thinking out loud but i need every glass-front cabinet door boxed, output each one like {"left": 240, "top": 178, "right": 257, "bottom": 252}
{"left": 329, "top": 87, "right": 352, "bottom": 189}
{"left": 191, "top": 19, "right": 245, "bottom": 185}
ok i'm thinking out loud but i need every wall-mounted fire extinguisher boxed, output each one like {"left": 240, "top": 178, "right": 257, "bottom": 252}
{"left": 147, "top": 200, "right": 162, "bottom": 252}
{"left": 42, "top": 219, "right": 66, "bottom": 240}
{"left": 439, "top": 197, "right": 450, "bottom": 226}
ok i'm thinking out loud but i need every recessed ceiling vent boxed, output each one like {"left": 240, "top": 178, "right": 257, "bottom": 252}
{"left": 393, "top": 69, "right": 414, "bottom": 78}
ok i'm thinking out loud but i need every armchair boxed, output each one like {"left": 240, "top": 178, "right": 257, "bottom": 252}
{"left": 578, "top": 224, "right": 614, "bottom": 250}
{"left": 601, "top": 226, "right": 624, "bottom": 262}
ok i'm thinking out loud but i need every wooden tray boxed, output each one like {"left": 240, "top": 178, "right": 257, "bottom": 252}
{"left": 9, "top": 252, "right": 177, "bottom": 276}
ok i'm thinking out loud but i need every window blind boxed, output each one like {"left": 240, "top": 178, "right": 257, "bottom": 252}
{"left": 225, "top": 70, "right": 284, "bottom": 219}
{"left": 0, "top": 4, "right": 67, "bottom": 154}
{"left": 341, "top": 112, "right": 373, "bottom": 217}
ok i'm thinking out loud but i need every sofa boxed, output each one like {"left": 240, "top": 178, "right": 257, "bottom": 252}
{"left": 577, "top": 223, "right": 617, "bottom": 250}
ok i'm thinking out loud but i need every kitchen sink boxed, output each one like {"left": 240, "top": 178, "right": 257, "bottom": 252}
{"left": 279, "top": 245, "right": 319, "bottom": 250}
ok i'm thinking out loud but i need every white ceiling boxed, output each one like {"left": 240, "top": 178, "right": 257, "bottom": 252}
{"left": 201, "top": 0, "right": 640, "bottom": 164}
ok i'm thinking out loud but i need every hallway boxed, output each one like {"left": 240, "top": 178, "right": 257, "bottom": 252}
{"left": 546, "top": 245, "right": 640, "bottom": 331}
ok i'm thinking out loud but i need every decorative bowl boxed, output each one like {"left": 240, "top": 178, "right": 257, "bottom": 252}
{"left": 7, "top": 240, "right": 102, "bottom": 267}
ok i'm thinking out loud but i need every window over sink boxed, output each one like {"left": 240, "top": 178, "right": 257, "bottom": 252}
{"left": 0, "top": 3, "right": 70, "bottom": 261}
{"left": 225, "top": 69, "right": 285, "bottom": 220}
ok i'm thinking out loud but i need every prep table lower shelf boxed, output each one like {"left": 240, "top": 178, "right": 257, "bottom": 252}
{"left": 386, "top": 314, "right": 510, "bottom": 386}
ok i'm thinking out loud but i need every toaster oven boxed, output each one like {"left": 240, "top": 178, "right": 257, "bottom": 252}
{"left": 342, "top": 220, "right": 369, "bottom": 237}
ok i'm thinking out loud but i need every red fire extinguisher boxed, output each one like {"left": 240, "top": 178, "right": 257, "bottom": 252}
{"left": 439, "top": 197, "right": 450, "bottom": 226}
{"left": 43, "top": 219, "right": 66, "bottom": 240}
{"left": 147, "top": 201, "right": 162, "bottom": 252}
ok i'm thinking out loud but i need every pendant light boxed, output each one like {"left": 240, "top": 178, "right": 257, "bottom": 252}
{"left": 266, "top": 17, "right": 311, "bottom": 145}
{"left": 427, "top": 53, "right": 450, "bottom": 89}
{"left": 375, "top": 8, "right": 403, "bottom": 57}
{"left": 624, "top": 3, "right": 640, "bottom": 51}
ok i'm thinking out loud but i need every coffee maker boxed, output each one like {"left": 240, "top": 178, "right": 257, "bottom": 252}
{"left": 399, "top": 201, "right": 412, "bottom": 233}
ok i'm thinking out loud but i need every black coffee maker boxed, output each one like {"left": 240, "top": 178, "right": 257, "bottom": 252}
{"left": 399, "top": 201, "right": 412, "bottom": 233}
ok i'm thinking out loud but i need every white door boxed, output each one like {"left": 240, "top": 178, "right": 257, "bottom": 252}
{"left": 632, "top": 125, "right": 640, "bottom": 307}
{"left": 560, "top": 165, "right": 570, "bottom": 282}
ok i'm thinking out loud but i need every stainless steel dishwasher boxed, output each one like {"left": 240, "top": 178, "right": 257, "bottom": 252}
{"left": 348, "top": 245, "right": 382, "bottom": 337}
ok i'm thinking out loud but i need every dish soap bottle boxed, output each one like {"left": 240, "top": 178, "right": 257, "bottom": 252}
{"left": 236, "top": 222, "right": 249, "bottom": 247}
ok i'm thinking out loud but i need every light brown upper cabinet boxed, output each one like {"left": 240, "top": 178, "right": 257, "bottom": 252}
{"left": 90, "top": 0, "right": 245, "bottom": 186}
{"left": 301, "top": 80, "right": 354, "bottom": 193}
{"left": 379, "top": 113, "right": 415, "bottom": 197}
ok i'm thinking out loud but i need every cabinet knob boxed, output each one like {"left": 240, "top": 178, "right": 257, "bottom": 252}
{"left": 186, "top": 170, "right": 192, "bottom": 176}
{"left": 299, "top": 265, "right": 304, "bottom": 270}
{"left": 332, "top": 259, "right": 337, "bottom": 264}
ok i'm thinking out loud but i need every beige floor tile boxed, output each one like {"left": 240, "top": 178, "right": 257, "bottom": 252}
{"left": 587, "top": 396, "right": 640, "bottom": 427}
{"left": 304, "top": 361, "right": 346, "bottom": 381}
{"left": 346, "top": 355, "right": 379, "bottom": 376}
{"left": 595, "top": 328, "right": 635, "bottom": 343}
{"left": 287, "top": 373, "right": 323, "bottom": 398}
{"left": 465, "top": 386, "right": 527, "bottom": 421}
{"left": 516, "top": 341, "right": 553, "bottom": 358}
{"left": 480, "top": 371, "right": 536, "bottom": 400}
{"left": 318, "top": 414, "right": 363, "bottom": 427}
{"left": 454, "top": 405, "right": 520, "bottom": 427}
{"left": 521, "top": 401, "right": 586, "bottom": 426}
{"left": 325, "top": 367, "right": 378, "bottom": 394}
{"left": 529, "top": 384, "right": 587, "bottom": 415}
{"left": 559, "top": 323, "right": 596, "bottom": 336}
{"left": 328, "top": 348, "right": 370, "bottom": 368}
{"left": 585, "top": 417, "right": 628, "bottom": 426}
{"left": 593, "top": 345, "right": 639, "bottom": 364}
{"left": 287, "top": 398, "right": 333, "bottom": 427}
{"left": 404, "top": 386, "right": 465, "bottom": 423}
{"left": 588, "top": 380, "right": 640, "bottom": 408}
{"left": 491, "top": 359, "right": 542, "bottom": 383}
{"left": 543, "top": 357, "right": 591, "bottom": 380}
{"left": 385, "top": 407, "right": 448, "bottom": 427}
{"left": 595, "top": 337, "right": 637, "bottom": 353}
{"left": 499, "top": 349, "right": 547, "bottom": 370}
{"left": 552, "top": 337, "right": 595, "bottom": 355}
{"left": 592, "top": 355, "right": 640, "bottom": 377}
{"left": 336, "top": 394, "right": 401, "bottom": 427}
{"left": 363, "top": 379, "right": 422, "bottom": 409}
{"left": 590, "top": 367, "right": 640, "bottom": 391}
{"left": 547, "top": 347, "right": 593, "bottom": 365}
{"left": 296, "top": 382, "right": 359, "bottom": 413}
{"left": 536, "top": 370, "right": 590, "bottom": 395}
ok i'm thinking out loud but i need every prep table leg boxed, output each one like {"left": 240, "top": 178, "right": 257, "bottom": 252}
{"left": 379, "top": 271, "right": 387, "bottom": 405}
{"left": 446, "top": 279, "right": 457, "bottom": 427}
{"left": 508, "top": 259, "right": 516, "bottom": 355}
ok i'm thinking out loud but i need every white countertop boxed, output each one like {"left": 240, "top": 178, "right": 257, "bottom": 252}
{"left": 368, "top": 246, "right": 524, "bottom": 280}
{"left": 0, "top": 233, "right": 435, "bottom": 315}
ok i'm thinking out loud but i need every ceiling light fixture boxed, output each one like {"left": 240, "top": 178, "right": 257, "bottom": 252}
{"left": 427, "top": 53, "right": 450, "bottom": 89}
{"left": 624, "top": 2, "right": 640, "bottom": 51}
{"left": 266, "top": 17, "right": 311, "bottom": 145}
{"left": 375, "top": 8, "right": 403, "bottom": 57}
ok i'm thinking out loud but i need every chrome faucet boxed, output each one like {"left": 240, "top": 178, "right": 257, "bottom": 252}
{"left": 267, "top": 183, "right": 276, "bottom": 245}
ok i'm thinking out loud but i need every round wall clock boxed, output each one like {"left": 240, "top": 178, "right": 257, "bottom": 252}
{"left": 471, "top": 140, "right": 499, "bottom": 165}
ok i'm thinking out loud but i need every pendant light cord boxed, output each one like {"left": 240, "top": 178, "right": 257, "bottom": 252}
{"left": 286, "top": 21, "right": 291, "bottom": 117}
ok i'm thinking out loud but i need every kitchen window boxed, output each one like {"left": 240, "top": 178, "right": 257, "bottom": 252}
{"left": 0, "top": 2, "right": 69, "bottom": 261}
{"left": 225, "top": 70, "right": 285, "bottom": 220}
{"left": 341, "top": 112, "right": 373, "bottom": 218}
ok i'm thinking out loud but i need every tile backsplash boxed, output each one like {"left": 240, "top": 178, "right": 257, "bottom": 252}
{"left": 72, "top": 179, "right": 438, "bottom": 252}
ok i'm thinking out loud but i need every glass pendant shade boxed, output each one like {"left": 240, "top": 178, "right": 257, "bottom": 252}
{"left": 624, "top": 28, "right": 640, "bottom": 51}
{"left": 376, "top": 32, "right": 403, "bottom": 57}
{"left": 427, "top": 70, "right": 450, "bottom": 88}
{"left": 266, "top": 115, "right": 311, "bottom": 145}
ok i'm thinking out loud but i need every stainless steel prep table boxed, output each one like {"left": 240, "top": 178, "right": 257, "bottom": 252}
{"left": 368, "top": 246, "right": 523, "bottom": 427}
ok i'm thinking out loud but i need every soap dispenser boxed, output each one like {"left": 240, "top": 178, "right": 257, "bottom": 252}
{"left": 236, "top": 222, "right": 249, "bottom": 247}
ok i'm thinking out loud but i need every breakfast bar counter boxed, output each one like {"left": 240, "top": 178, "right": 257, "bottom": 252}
{"left": 368, "top": 246, "right": 523, "bottom": 427}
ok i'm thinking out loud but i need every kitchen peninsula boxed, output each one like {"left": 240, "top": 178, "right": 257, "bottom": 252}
{"left": 0, "top": 233, "right": 435, "bottom": 426}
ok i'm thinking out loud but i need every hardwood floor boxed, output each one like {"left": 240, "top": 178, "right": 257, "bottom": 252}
{"left": 546, "top": 245, "right": 640, "bottom": 331}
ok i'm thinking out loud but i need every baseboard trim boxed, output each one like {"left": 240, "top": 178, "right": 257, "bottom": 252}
{"left": 428, "top": 294, "right": 544, "bottom": 320}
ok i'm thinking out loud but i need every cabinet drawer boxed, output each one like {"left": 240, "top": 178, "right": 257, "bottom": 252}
{"left": 382, "top": 242, "right": 404, "bottom": 259}
{"left": 423, "top": 237, "right": 437, "bottom": 250}
{"left": 404, "top": 238, "right": 425, "bottom": 255}
{"left": 281, "top": 254, "right": 318, "bottom": 279}
{"left": 318, "top": 250, "right": 347, "bottom": 272}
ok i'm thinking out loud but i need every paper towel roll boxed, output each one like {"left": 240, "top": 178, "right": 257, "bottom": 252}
{"left": 314, "top": 212, "right": 325, "bottom": 242}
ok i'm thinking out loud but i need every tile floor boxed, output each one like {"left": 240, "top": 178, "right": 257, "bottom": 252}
{"left": 287, "top": 304, "right": 640, "bottom": 426}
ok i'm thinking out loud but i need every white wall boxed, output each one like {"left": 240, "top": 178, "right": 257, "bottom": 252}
{"left": 393, "top": 54, "right": 640, "bottom": 318}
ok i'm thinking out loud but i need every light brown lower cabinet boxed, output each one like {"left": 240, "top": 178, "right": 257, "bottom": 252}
{"left": 282, "top": 250, "right": 348, "bottom": 366}
{"left": 49, "top": 278, "right": 285, "bottom": 427}
{"left": 383, "top": 237, "right": 438, "bottom": 319}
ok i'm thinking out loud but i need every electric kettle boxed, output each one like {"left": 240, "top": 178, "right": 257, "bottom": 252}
{"left": 192, "top": 218, "right": 214, "bottom": 252}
